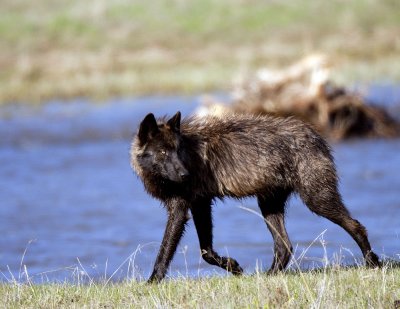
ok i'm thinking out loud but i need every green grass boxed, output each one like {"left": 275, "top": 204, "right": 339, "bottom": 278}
{"left": 1, "top": 0, "right": 400, "bottom": 103}
{"left": 1, "top": 266, "right": 399, "bottom": 308}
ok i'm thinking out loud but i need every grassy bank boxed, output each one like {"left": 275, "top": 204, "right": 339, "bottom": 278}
{"left": 1, "top": 0, "right": 400, "bottom": 104}
{"left": 1, "top": 266, "right": 399, "bottom": 308}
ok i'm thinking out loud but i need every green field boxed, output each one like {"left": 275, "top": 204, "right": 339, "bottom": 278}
{"left": 1, "top": 266, "right": 399, "bottom": 308}
{"left": 1, "top": 0, "right": 400, "bottom": 103}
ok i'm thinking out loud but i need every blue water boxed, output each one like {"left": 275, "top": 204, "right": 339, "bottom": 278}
{"left": 0, "top": 90, "right": 399, "bottom": 283}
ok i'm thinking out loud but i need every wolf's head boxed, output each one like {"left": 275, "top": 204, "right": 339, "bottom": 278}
{"left": 132, "top": 111, "right": 190, "bottom": 183}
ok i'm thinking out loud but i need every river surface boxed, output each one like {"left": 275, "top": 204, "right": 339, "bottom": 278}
{"left": 0, "top": 87, "right": 399, "bottom": 283}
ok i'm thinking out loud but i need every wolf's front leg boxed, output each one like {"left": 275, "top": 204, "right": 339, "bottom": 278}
{"left": 191, "top": 197, "right": 243, "bottom": 275}
{"left": 148, "top": 198, "right": 189, "bottom": 283}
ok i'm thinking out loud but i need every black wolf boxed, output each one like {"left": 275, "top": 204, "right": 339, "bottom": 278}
{"left": 131, "top": 111, "right": 380, "bottom": 282}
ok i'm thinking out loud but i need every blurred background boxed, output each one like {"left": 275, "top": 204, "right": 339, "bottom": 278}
{"left": 1, "top": 0, "right": 400, "bottom": 102}
{"left": 0, "top": 0, "right": 399, "bottom": 283}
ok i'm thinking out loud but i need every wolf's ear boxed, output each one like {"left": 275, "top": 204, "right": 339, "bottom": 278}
{"left": 167, "top": 111, "right": 181, "bottom": 133}
{"left": 138, "top": 113, "right": 158, "bottom": 145}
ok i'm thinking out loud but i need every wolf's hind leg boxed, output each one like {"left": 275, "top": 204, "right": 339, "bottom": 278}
{"left": 299, "top": 185, "right": 380, "bottom": 268}
{"left": 191, "top": 198, "right": 243, "bottom": 275}
{"left": 257, "top": 189, "right": 292, "bottom": 272}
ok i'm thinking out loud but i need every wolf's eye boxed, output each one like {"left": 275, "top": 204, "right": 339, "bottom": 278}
{"left": 160, "top": 150, "right": 166, "bottom": 155}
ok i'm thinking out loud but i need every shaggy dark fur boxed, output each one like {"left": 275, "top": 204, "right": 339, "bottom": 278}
{"left": 131, "top": 111, "right": 380, "bottom": 283}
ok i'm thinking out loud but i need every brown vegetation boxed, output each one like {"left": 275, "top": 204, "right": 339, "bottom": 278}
{"left": 199, "top": 55, "right": 400, "bottom": 140}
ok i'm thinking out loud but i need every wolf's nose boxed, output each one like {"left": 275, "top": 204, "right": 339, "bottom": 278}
{"left": 180, "top": 172, "right": 189, "bottom": 181}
